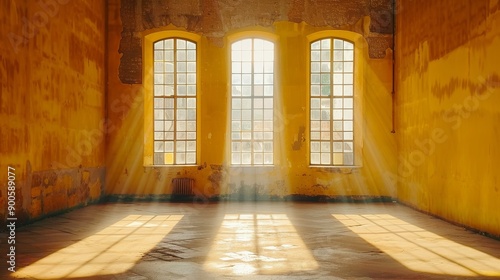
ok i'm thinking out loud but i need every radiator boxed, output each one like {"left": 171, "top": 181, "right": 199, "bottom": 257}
{"left": 172, "top": 178, "right": 194, "bottom": 195}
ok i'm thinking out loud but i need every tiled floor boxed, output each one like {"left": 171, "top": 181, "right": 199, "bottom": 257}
{"left": 2, "top": 202, "right": 500, "bottom": 279}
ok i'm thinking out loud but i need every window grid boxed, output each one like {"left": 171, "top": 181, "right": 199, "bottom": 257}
{"left": 153, "top": 38, "right": 197, "bottom": 165}
{"left": 310, "top": 38, "right": 354, "bottom": 166}
{"left": 231, "top": 38, "right": 274, "bottom": 165}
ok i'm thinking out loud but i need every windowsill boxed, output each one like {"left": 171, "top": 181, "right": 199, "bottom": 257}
{"left": 309, "top": 165, "right": 362, "bottom": 169}
{"left": 145, "top": 165, "right": 200, "bottom": 168}
{"left": 228, "top": 165, "right": 275, "bottom": 168}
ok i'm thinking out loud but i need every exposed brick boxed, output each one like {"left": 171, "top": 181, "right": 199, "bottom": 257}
{"left": 118, "top": 0, "right": 394, "bottom": 83}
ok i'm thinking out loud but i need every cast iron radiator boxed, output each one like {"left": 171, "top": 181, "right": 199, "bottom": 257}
{"left": 171, "top": 178, "right": 195, "bottom": 195}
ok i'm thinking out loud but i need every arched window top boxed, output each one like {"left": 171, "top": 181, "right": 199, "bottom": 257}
{"left": 310, "top": 38, "right": 354, "bottom": 50}
{"left": 226, "top": 30, "right": 278, "bottom": 46}
{"left": 153, "top": 38, "right": 197, "bottom": 50}
{"left": 231, "top": 38, "right": 274, "bottom": 50}
{"left": 144, "top": 30, "right": 201, "bottom": 45}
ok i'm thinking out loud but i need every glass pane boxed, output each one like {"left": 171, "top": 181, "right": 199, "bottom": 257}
{"left": 321, "top": 142, "right": 330, "bottom": 152}
{"left": 311, "top": 51, "right": 320, "bottom": 61}
{"left": 333, "top": 153, "right": 343, "bottom": 165}
{"left": 345, "top": 50, "right": 354, "bottom": 61}
{"left": 232, "top": 142, "right": 241, "bottom": 152}
{"left": 321, "top": 74, "right": 330, "bottom": 84}
{"left": 232, "top": 152, "right": 241, "bottom": 164}
{"left": 154, "top": 132, "right": 164, "bottom": 140}
{"left": 186, "top": 141, "right": 196, "bottom": 151}
{"left": 176, "top": 141, "right": 186, "bottom": 152}
{"left": 311, "top": 142, "right": 320, "bottom": 152}
{"left": 344, "top": 153, "right": 354, "bottom": 165}
{"left": 264, "top": 153, "right": 273, "bottom": 164}
{"left": 344, "top": 109, "right": 353, "bottom": 120}
{"left": 176, "top": 153, "right": 186, "bottom": 165}
{"left": 311, "top": 98, "right": 320, "bottom": 108}
{"left": 165, "top": 141, "right": 174, "bottom": 152}
{"left": 311, "top": 153, "right": 320, "bottom": 164}
{"left": 321, "top": 39, "right": 330, "bottom": 49}
{"left": 334, "top": 39, "right": 344, "bottom": 49}
{"left": 311, "top": 85, "right": 320, "bottom": 96}
{"left": 311, "top": 110, "right": 320, "bottom": 120}
{"left": 321, "top": 50, "right": 330, "bottom": 61}
{"left": 154, "top": 41, "right": 164, "bottom": 49}
{"left": 154, "top": 141, "right": 164, "bottom": 152}
{"left": 333, "top": 142, "right": 342, "bottom": 152}
{"left": 254, "top": 153, "right": 264, "bottom": 164}
{"left": 344, "top": 121, "right": 353, "bottom": 131}
{"left": 311, "top": 41, "right": 321, "bottom": 50}
{"left": 344, "top": 74, "right": 353, "bottom": 84}
{"left": 311, "top": 132, "right": 320, "bottom": 140}
{"left": 333, "top": 74, "right": 343, "bottom": 84}
{"left": 333, "top": 62, "right": 343, "bottom": 72}
{"left": 311, "top": 62, "right": 321, "bottom": 73}
{"left": 321, "top": 153, "right": 331, "bottom": 165}
{"left": 186, "top": 153, "right": 196, "bottom": 164}
{"left": 187, "top": 98, "right": 196, "bottom": 108}
{"left": 311, "top": 121, "right": 320, "bottom": 131}
{"left": 321, "top": 85, "right": 330, "bottom": 96}
{"left": 242, "top": 153, "right": 251, "bottom": 164}
{"left": 344, "top": 62, "right": 353, "bottom": 72}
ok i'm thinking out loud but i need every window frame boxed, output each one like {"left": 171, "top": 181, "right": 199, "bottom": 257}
{"left": 226, "top": 31, "right": 279, "bottom": 167}
{"left": 143, "top": 31, "right": 201, "bottom": 166}
{"left": 306, "top": 31, "right": 365, "bottom": 168}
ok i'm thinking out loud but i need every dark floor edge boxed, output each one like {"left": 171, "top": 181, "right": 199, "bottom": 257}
{"left": 3, "top": 199, "right": 102, "bottom": 231}
{"left": 396, "top": 200, "right": 500, "bottom": 241}
{"left": 100, "top": 194, "right": 396, "bottom": 203}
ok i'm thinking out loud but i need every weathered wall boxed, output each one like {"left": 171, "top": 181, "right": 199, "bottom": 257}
{"left": 106, "top": 0, "right": 396, "bottom": 200}
{"left": 118, "top": 0, "right": 394, "bottom": 83}
{"left": 0, "top": 0, "right": 106, "bottom": 223}
{"left": 396, "top": 0, "right": 500, "bottom": 236}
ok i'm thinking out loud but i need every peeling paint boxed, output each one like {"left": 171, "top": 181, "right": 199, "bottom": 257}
{"left": 118, "top": 0, "right": 394, "bottom": 83}
{"left": 292, "top": 126, "right": 306, "bottom": 151}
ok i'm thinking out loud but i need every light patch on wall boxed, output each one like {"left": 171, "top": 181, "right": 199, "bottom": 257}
{"left": 333, "top": 214, "right": 500, "bottom": 277}
{"left": 12, "top": 215, "right": 183, "bottom": 279}
{"left": 203, "top": 214, "right": 318, "bottom": 275}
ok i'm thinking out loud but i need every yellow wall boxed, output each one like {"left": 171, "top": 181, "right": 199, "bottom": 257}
{"left": 106, "top": 2, "right": 396, "bottom": 199}
{"left": 0, "top": 0, "right": 106, "bottom": 222}
{"left": 396, "top": 0, "right": 500, "bottom": 236}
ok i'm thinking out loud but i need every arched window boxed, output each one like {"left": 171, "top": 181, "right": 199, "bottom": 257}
{"left": 230, "top": 38, "right": 275, "bottom": 165}
{"left": 310, "top": 38, "right": 355, "bottom": 166}
{"left": 152, "top": 38, "right": 197, "bottom": 165}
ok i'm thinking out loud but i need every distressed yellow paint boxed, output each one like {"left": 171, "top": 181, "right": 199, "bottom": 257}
{"left": 0, "top": 0, "right": 106, "bottom": 221}
{"left": 396, "top": 1, "right": 500, "bottom": 236}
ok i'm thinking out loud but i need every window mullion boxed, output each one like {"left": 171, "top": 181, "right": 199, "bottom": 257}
{"left": 173, "top": 39, "right": 178, "bottom": 165}
{"left": 251, "top": 39, "right": 255, "bottom": 165}
{"left": 330, "top": 38, "right": 335, "bottom": 166}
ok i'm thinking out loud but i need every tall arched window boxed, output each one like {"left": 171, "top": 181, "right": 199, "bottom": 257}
{"left": 310, "top": 38, "right": 355, "bottom": 166}
{"left": 152, "top": 38, "right": 197, "bottom": 165}
{"left": 230, "top": 38, "right": 275, "bottom": 165}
